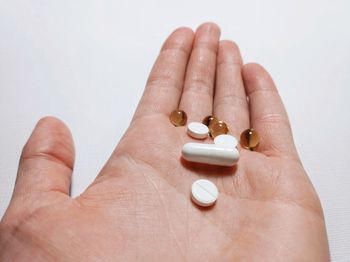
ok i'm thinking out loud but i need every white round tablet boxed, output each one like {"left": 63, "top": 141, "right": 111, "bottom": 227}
{"left": 191, "top": 179, "right": 218, "bottom": 207}
{"left": 214, "top": 134, "right": 238, "bottom": 148}
{"left": 187, "top": 122, "right": 209, "bottom": 139}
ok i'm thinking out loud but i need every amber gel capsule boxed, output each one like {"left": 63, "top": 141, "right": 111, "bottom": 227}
{"left": 169, "top": 110, "right": 187, "bottom": 126}
{"left": 240, "top": 128, "right": 259, "bottom": 150}
{"left": 202, "top": 115, "right": 218, "bottom": 127}
{"left": 209, "top": 121, "right": 229, "bottom": 138}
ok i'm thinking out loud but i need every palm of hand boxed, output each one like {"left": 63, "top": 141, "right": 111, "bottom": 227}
{"left": 78, "top": 114, "right": 325, "bottom": 260}
{"left": 0, "top": 23, "right": 329, "bottom": 261}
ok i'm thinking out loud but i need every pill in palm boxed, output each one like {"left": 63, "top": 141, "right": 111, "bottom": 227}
{"left": 214, "top": 134, "right": 238, "bottom": 148}
{"left": 182, "top": 143, "right": 239, "bottom": 166}
{"left": 187, "top": 122, "right": 209, "bottom": 139}
{"left": 191, "top": 179, "right": 218, "bottom": 207}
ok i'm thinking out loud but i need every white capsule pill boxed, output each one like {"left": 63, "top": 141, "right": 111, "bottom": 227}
{"left": 182, "top": 143, "right": 239, "bottom": 166}
{"left": 187, "top": 122, "right": 209, "bottom": 139}
{"left": 214, "top": 134, "right": 238, "bottom": 148}
{"left": 191, "top": 179, "right": 218, "bottom": 207}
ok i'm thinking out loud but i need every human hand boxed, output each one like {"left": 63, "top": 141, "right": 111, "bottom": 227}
{"left": 0, "top": 23, "right": 330, "bottom": 261}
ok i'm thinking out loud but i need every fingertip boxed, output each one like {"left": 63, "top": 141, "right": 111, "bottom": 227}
{"left": 196, "top": 22, "right": 221, "bottom": 36}
{"left": 242, "top": 63, "right": 277, "bottom": 94}
{"left": 192, "top": 22, "right": 221, "bottom": 54}
{"left": 242, "top": 62, "right": 267, "bottom": 77}
{"left": 35, "top": 116, "right": 72, "bottom": 136}
{"left": 23, "top": 116, "right": 75, "bottom": 170}
{"left": 219, "top": 40, "right": 240, "bottom": 50}
{"left": 161, "top": 27, "right": 194, "bottom": 53}
{"left": 172, "top": 26, "right": 194, "bottom": 36}
{"left": 217, "top": 40, "right": 243, "bottom": 65}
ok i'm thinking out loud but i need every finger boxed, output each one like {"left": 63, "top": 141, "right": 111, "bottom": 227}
{"left": 12, "top": 116, "right": 75, "bottom": 201}
{"left": 179, "top": 22, "right": 220, "bottom": 121}
{"left": 213, "top": 40, "right": 249, "bottom": 138}
{"left": 132, "top": 27, "right": 194, "bottom": 121}
{"left": 242, "top": 63, "right": 298, "bottom": 158}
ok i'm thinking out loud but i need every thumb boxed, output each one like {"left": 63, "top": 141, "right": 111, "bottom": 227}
{"left": 9, "top": 116, "right": 75, "bottom": 207}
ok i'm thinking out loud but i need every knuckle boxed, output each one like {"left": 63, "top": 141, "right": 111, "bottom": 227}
{"left": 214, "top": 94, "right": 247, "bottom": 110}
{"left": 193, "top": 41, "right": 218, "bottom": 55}
{"left": 184, "top": 77, "right": 213, "bottom": 96}
{"left": 254, "top": 113, "right": 291, "bottom": 130}
{"left": 146, "top": 74, "right": 183, "bottom": 93}
{"left": 160, "top": 44, "right": 189, "bottom": 56}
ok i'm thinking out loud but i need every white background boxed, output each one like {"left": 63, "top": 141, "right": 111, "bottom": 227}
{"left": 0, "top": 0, "right": 349, "bottom": 260}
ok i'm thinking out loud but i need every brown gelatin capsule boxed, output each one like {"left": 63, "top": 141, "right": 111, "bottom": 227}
{"left": 202, "top": 115, "right": 219, "bottom": 127}
{"left": 169, "top": 110, "right": 187, "bottom": 126}
{"left": 209, "top": 121, "right": 229, "bottom": 138}
{"left": 240, "top": 128, "right": 259, "bottom": 150}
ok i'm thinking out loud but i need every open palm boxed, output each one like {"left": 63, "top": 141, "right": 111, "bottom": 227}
{"left": 0, "top": 23, "right": 329, "bottom": 261}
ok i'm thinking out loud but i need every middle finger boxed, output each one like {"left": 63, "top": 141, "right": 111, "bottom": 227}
{"left": 179, "top": 22, "right": 221, "bottom": 122}
{"left": 213, "top": 40, "right": 249, "bottom": 139}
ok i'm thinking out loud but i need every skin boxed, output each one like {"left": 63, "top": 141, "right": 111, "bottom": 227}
{"left": 0, "top": 23, "right": 330, "bottom": 261}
